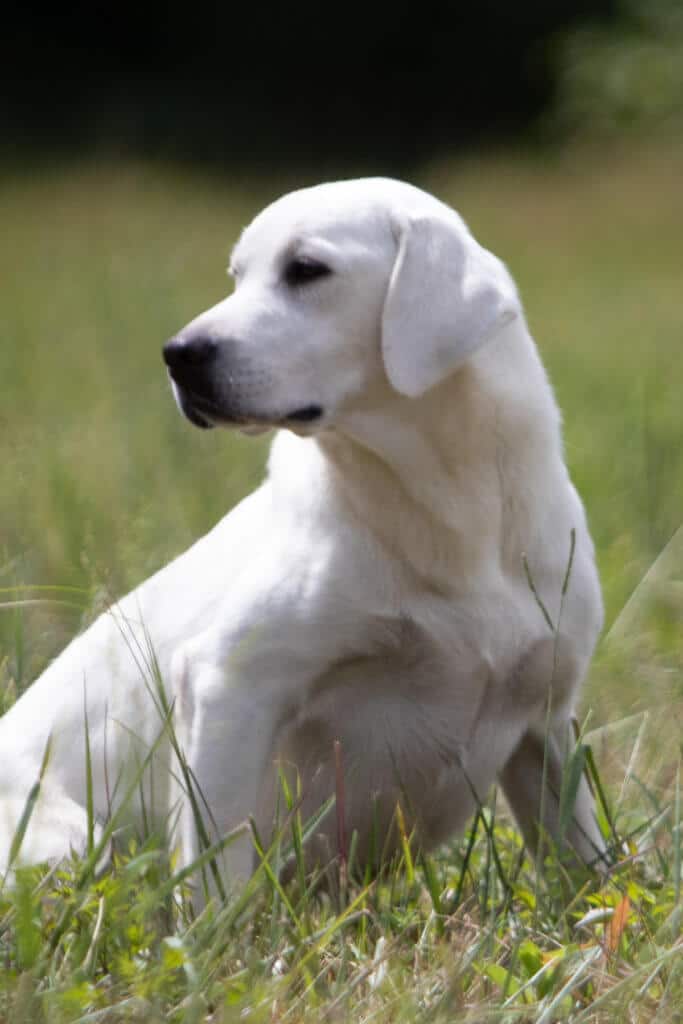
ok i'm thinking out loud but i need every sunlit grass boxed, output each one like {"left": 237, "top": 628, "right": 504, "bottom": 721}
{"left": 1, "top": 755, "right": 681, "bottom": 1022}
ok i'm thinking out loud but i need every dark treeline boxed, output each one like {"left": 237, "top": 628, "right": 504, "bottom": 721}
{"left": 3, "top": 2, "right": 617, "bottom": 168}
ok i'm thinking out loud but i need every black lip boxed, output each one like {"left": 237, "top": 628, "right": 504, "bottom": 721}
{"left": 185, "top": 406, "right": 215, "bottom": 430}
{"left": 175, "top": 387, "right": 216, "bottom": 429}
{"left": 172, "top": 377, "right": 323, "bottom": 431}
{"left": 285, "top": 405, "right": 324, "bottom": 423}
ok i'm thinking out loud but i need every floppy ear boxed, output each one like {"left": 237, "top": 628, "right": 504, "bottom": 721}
{"left": 381, "top": 211, "right": 521, "bottom": 397}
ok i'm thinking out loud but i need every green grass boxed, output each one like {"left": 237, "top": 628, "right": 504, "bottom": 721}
{"left": 1, "top": 144, "right": 682, "bottom": 1020}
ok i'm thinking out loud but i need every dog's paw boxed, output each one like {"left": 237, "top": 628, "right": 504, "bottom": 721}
{"left": 0, "top": 785, "right": 107, "bottom": 882}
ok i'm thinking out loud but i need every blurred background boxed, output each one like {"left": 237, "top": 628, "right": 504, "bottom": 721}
{"left": 4, "top": 1, "right": 683, "bottom": 168}
{"left": 1, "top": 1, "right": 682, "bottom": 783}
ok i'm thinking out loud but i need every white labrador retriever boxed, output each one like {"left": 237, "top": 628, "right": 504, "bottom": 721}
{"left": 0, "top": 178, "right": 606, "bottom": 890}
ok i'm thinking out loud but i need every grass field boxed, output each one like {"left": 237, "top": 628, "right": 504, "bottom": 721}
{"left": 1, "top": 144, "right": 682, "bottom": 1020}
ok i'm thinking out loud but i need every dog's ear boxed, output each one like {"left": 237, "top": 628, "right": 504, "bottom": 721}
{"left": 381, "top": 210, "right": 521, "bottom": 397}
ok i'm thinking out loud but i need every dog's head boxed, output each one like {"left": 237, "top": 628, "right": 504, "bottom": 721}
{"left": 163, "top": 178, "right": 521, "bottom": 434}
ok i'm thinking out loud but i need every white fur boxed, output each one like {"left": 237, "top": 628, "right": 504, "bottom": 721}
{"left": 0, "top": 178, "right": 605, "bottom": 892}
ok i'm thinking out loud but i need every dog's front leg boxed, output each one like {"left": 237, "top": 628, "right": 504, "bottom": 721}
{"left": 168, "top": 557, "right": 348, "bottom": 905}
{"left": 171, "top": 651, "right": 284, "bottom": 902}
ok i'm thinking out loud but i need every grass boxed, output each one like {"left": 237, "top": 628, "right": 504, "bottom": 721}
{"left": 1, "top": 142, "right": 682, "bottom": 1020}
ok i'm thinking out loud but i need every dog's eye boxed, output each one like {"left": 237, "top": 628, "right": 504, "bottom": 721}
{"left": 284, "top": 258, "right": 332, "bottom": 287}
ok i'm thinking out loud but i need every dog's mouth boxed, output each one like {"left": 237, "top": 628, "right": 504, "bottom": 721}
{"left": 172, "top": 383, "right": 324, "bottom": 434}
{"left": 281, "top": 404, "right": 324, "bottom": 424}
{"left": 173, "top": 386, "right": 216, "bottom": 430}
{"left": 234, "top": 406, "right": 325, "bottom": 437}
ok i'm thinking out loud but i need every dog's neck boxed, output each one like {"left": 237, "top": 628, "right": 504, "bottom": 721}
{"left": 314, "top": 363, "right": 505, "bottom": 587}
{"left": 322, "top": 386, "right": 472, "bottom": 526}
{"left": 313, "top": 327, "right": 563, "bottom": 590}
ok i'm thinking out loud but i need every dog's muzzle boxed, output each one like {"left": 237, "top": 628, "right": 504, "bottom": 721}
{"left": 162, "top": 334, "right": 325, "bottom": 432}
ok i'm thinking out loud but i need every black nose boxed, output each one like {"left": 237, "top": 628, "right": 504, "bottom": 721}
{"left": 163, "top": 335, "right": 218, "bottom": 370}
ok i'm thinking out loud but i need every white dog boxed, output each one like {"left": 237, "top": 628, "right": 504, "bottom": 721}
{"left": 0, "top": 178, "right": 606, "bottom": 892}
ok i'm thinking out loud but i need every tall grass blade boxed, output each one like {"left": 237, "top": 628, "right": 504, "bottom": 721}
{"left": 522, "top": 554, "right": 555, "bottom": 631}
{"left": 395, "top": 802, "right": 415, "bottom": 886}
{"left": 420, "top": 851, "right": 443, "bottom": 918}
{"left": 452, "top": 810, "right": 481, "bottom": 907}
{"left": 558, "top": 740, "right": 588, "bottom": 842}
{"left": 82, "top": 685, "right": 95, "bottom": 856}
{"left": 584, "top": 743, "right": 618, "bottom": 851}
{"left": 5, "top": 734, "right": 53, "bottom": 874}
